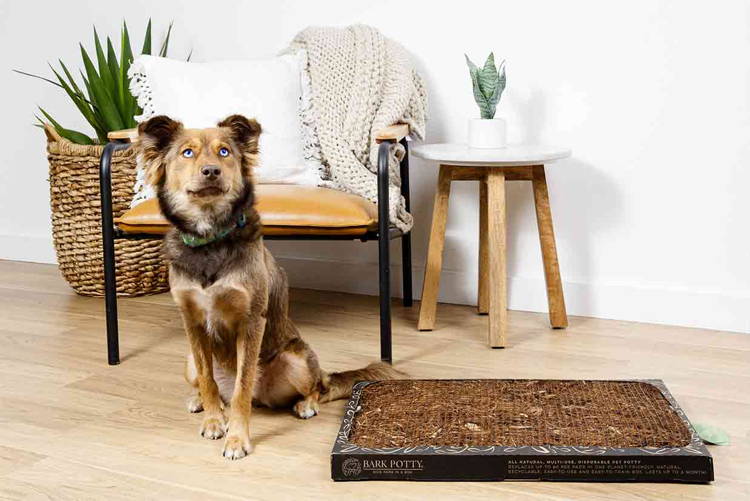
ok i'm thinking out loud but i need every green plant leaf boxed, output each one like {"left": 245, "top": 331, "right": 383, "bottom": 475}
{"left": 159, "top": 21, "right": 173, "bottom": 57}
{"left": 482, "top": 52, "right": 496, "bottom": 76}
{"left": 48, "top": 64, "right": 101, "bottom": 134}
{"left": 106, "top": 36, "right": 130, "bottom": 129}
{"left": 57, "top": 127, "right": 95, "bottom": 145}
{"left": 48, "top": 65, "right": 83, "bottom": 104}
{"left": 496, "top": 62, "right": 506, "bottom": 103}
{"left": 120, "top": 21, "right": 136, "bottom": 126}
{"left": 58, "top": 60, "right": 87, "bottom": 102}
{"left": 487, "top": 62, "right": 505, "bottom": 115}
{"left": 466, "top": 54, "right": 494, "bottom": 118}
{"left": 105, "top": 37, "right": 122, "bottom": 114}
{"left": 94, "top": 28, "right": 116, "bottom": 98}
{"left": 80, "top": 43, "right": 124, "bottom": 131}
{"left": 20, "top": 20, "right": 178, "bottom": 139}
{"left": 478, "top": 53, "right": 498, "bottom": 102}
{"left": 465, "top": 55, "right": 490, "bottom": 118}
{"left": 693, "top": 423, "right": 730, "bottom": 445}
{"left": 79, "top": 70, "right": 92, "bottom": 97}
{"left": 37, "top": 108, "right": 94, "bottom": 144}
{"left": 141, "top": 18, "right": 152, "bottom": 55}
{"left": 76, "top": 69, "right": 105, "bottom": 144}
{"left": 12, "top": 69, "right": 63, "bottom": 88}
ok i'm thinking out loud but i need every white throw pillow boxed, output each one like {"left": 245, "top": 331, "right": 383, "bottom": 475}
{"left": 128, "top": 53, "right": 322, "bottom": 206}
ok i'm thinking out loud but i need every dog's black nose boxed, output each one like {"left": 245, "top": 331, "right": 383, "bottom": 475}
{"left": 201, "top": 165, "right": 221, "bottom": 178}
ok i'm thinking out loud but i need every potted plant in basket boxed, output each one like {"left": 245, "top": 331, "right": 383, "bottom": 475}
{"left": 15, "top": 21, "right": 182, "bottom": 297}
{"left": 465, "top": 53, "right": 507, "bottom": 148}
{"left": 16, "top": 20, "right": 177, "bottom": 143}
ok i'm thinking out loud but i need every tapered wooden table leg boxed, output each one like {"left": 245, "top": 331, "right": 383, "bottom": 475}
{"left": 532, "top": 165, "right": 568, "bottom": 328}
{"left": 477, "top": 179, "right": 489, "bottom": 314}
{"left": 418, "top": 165, "right": 452, "bottom": 331}
{"left": 486, "top": 169, "right": 507, "bottom": 347}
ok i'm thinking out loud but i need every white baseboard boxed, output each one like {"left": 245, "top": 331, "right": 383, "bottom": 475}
{"left": 277, "top": 255, "right": 750, "bottom": 334}
{"left": 0, "top": 233, "right": 56, "bottom": 264}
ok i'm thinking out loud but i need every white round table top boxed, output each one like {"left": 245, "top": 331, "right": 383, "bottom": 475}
{"left": 410, "top": 143, "right": 571, "bottom": 166}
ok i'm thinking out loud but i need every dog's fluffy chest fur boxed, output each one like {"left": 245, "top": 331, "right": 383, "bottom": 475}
{"left": 166, "top": 228, "right": 270, "bottom": 363}
{"left": 176, "top": 279, "right": 246, "bottom": 338}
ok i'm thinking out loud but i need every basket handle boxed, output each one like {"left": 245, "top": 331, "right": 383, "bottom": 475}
{"left": 43, "top": 123, "right": 62, "bottom": 143}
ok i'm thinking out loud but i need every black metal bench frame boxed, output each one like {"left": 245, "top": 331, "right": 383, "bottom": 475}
{"left": 99, "top": 138, "right": 412, "bottom": 366}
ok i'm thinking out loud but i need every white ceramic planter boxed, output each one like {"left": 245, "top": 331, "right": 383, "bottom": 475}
{"left": 468, "top": 118, "right": 507, "bottom": 149}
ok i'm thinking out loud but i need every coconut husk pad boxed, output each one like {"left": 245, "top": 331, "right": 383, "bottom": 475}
{"left": 331, "top": 380, "right": 713, "bottom": 482}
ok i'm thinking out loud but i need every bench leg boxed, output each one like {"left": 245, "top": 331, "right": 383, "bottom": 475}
{"left": 377, "top": 142, "right": 392, "bottom": 363}
{"left": 100, "top": 142, "right": 123, "bottom": 366}
{"left": 401, "top": 234, "right": 412, "bottom": 307}
{"left": 399, "top": 138, "right": 413, "bottom": 307}
{"left": 378, "top": 241, "right": 391, "bottom": 363}
{"left": 103, "top": 230, "right": 120, "bottom": 365}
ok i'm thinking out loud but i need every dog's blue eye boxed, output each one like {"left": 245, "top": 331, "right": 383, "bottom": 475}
{"left": 182, "top": 149, "right": 194, "bottom": 158}
{"left": 219, "top": 147, "right": 230, "bottom": 157}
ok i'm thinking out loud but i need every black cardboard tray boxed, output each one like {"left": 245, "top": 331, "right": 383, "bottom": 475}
{"left": 331, "top": 379, "right": 713, "bottom": 483}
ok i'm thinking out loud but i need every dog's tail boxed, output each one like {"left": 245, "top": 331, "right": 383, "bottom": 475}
{"left": 319, "top": 362, "right": 405, "bottom": 403}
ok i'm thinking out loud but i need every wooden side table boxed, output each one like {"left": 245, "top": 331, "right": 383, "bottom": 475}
{"left": 411, "top": 144, "right": 571, "bottom": 348}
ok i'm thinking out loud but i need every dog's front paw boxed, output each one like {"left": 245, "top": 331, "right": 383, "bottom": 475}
{"left": 200, "top": 415, "right": 226, "bottom": 440}
{"left": 222, "top": 434, "right": 253, "bottom": 460}
{"left": 186, "top": 395, "right": 204, "bottom": 413}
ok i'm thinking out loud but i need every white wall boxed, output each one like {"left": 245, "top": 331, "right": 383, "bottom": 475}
{"left": 1, "top": 0, "right": 748, "bottom": 333}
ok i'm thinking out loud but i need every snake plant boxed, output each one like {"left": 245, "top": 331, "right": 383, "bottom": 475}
{"left": 465, "top": 52, "right": 506, "bottom": 120}
{"left": 15, "top": 20, "right": 179, "bottom": 144}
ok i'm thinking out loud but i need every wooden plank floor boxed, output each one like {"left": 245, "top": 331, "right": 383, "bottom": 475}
{"left": 0, "top": 259, "right": 748, "bottom": 500}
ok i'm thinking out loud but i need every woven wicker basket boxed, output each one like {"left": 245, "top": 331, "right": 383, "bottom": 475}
{"left": 45, "top": 126, "right": 169, "bottom": 297}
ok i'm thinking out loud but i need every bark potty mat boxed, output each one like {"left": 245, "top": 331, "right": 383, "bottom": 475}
{"left": 331, "top": 380, "right": 713, "bottom": 482}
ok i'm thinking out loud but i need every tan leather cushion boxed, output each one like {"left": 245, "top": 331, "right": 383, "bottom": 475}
{"left": 115, "top": 185, "right": 378, "bottom": 236}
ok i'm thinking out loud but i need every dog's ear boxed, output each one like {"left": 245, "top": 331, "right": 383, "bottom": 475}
{"left": 217, "top": 115, "right": 261, "bottom": 168}
{"left": 136, "top": 115, "right": 183, "bottom": 186}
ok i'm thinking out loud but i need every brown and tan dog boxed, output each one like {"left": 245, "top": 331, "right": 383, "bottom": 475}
{"left": 136, "top": 114, "right": 398, "bottom": 459}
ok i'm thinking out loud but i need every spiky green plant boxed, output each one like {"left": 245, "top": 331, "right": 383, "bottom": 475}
{"left": 15, "top": 20, "right": 179, "bottom": 144}
{"left": 465, "top": 53, "right": 506, "bottom": 120}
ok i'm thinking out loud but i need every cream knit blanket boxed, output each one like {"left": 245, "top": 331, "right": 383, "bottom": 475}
{"left": 288, "top": 25, "right": 428, "bottom": 232}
